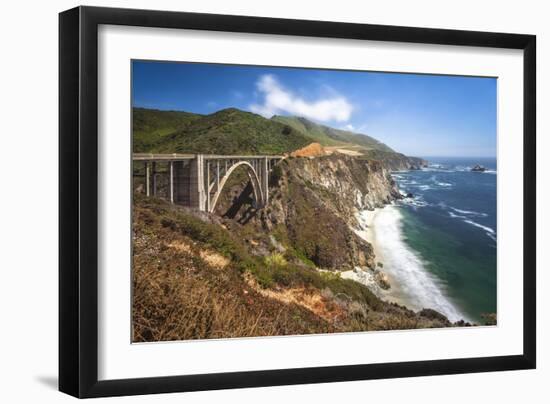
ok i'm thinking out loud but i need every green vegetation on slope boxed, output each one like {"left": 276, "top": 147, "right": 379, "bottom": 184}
{"left": 358, "top": 149, "right": 428, "bottom": 171}
{"left": 272, "top": 115, "right": 395, "bottom": 152}
{"left": 133, "top": 108, "right": 202, "bottom": 152}
{"left": 133, "top": 108, "right": 311, "bottom": 155}
{"left": 133, "top": 107, "right": 397, "bottom": 155}
{"left": 132, "top": 193, "right": 457, "bottom": 342}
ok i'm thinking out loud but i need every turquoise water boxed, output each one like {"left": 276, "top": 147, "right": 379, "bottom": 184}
{"left": 393, "top": 157, "right": 497, "bottom": 323}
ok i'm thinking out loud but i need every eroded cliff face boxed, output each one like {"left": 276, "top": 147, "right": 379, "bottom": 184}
{"left": 267, "top": 155, "right": 400, "bottom": 227}
{"left": 131, "top": 154, "right": 467, "bottom": 340}
{"left": 216, "top": 154, "right": 401, "bottom": 271}
{"left": 360, "top": 150, "right": 428, "bottom": 172}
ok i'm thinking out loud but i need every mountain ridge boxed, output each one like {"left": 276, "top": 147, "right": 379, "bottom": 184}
{"left": 271, "top": 115, "right": 395, "bottom": 153}
{"left": 132, "top": 107, "right": 426, "bottom": 169}
{"left": 133, "top": 106, "right": 397, "bottom": 152}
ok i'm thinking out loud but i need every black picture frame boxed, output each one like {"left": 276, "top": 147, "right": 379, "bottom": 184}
{"left": 59, "top": 5, "right": 536, "bottom": 398}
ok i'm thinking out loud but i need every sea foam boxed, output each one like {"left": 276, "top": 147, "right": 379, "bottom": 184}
{"left": 463, "top": 219, "right": 497, "bottom": 242}
{"left": 450, "top": 207, "right": 488, "bottom": 217}
{"left": 447, "top": 208, "right": 495, "bottom": 242}
{"left": 358, "top": 206, "right": 467, "bottom": 323}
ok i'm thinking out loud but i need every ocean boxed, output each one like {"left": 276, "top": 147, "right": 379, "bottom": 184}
{"left": 363, "top": 157, "right": 497, "bottom": 324}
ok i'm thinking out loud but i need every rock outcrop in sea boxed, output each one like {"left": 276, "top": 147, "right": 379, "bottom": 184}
{"left": 471, "top": 164, "right": 487, "bottom": 172}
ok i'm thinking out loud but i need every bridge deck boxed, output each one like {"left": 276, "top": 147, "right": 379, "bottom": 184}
{"left": 133, "top": 153, "right": 195, "bottom": 161}
{"left": 133, "top": 153, "right": 284, "bottom": 161}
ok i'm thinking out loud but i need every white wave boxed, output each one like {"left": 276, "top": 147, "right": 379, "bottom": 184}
{"left": 450, "top": 207, "right": 488, "bottom": 217}
{"left": 396, "top": 179, "right": 417, "bottom": 185}
{"left": 448, "top": 211, "right": 467, "bottom": 219}
{"left": 447, "top": 210, "right": 496, "bottom": 243}
{"left": 362, "top": 206, "right": 467, "bottom": 322}
{"left": 399, "top": 196, "right": 429, "bottom": 209}
{"left": 463, "top": 219, "right": 496, "bottom": 237}
{"left": 420, "top": 167, "right": 448, "bottom": 173}
{"left": 436, "top": 182, "right": 452, "bottom": 187}
{"left": 409, "top": 200, "right": 429, "bottom": 208}
{"left": 463, "top": 219, "right": 497, "bottom": 243}
{"left": 418, "top": 185, "right": 432, "bottom": 191}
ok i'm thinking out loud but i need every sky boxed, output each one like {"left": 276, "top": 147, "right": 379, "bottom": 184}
{"left": 132, "top": 60, "right": 497, "bottom": 158}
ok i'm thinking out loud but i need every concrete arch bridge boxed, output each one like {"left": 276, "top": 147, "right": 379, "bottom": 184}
{"left": 133, "top": 154, "right": 283, "bottom": 213}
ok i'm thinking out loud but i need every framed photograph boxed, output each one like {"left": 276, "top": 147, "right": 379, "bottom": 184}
{"left": 59, "top": 6, "right": 536, "bottom": 398}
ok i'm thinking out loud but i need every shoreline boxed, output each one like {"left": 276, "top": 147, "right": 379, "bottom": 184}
{"left": 352, "top": 204, "right": 468, "bottom": 323}
{"left": 352, "top": 206, "right": 417, "bottom": 310}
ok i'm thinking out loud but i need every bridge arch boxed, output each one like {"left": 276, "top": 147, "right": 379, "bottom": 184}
{"left": 208, "top": 161, "right": 264, "bottom": 213}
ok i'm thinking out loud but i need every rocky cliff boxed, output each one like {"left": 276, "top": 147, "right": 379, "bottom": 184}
{"left": 360, "top": 149, "right": 428, "bottom": 171}
{"left": 132, "top": 153, "right": 468, "bottom": 342}
{"left": 215, "top": 154, "right": 402, "bottom": 271}
{"left": 131, "top": 108, "right": 471, "bottom": 342}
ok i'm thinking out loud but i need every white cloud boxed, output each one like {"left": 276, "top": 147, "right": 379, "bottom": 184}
{"left": 343, "top": 124, "right": 355, "bottom": 131}
{"left": 249, "top": 75, "right": 353, "bottom": 122}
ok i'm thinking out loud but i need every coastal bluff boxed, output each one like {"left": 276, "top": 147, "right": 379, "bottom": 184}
{"left": 132, "top": 107, "right": 473, "bottom": 342}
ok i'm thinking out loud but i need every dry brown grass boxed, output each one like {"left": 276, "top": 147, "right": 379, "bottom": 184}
{"left": 167, "top": 240, "right": 230, "bottom": 269}
{"left": 290, "top": 142, "right": 326, "bottom": 157}
{"left": 132, "top": 195, "right": 459, "bottom": 342}
{"left": 132, "top": 200, "right": 332, "bottom": 342}
{"left": 244, "top": 274, "right": 345, "bottom": 323}
{"left": 133, "top": 255, "right": 332, "bottom": 341}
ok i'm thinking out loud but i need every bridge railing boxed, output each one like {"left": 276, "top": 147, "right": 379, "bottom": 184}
{"left": 133, "top": 153, "right": 195, "bottom": 161}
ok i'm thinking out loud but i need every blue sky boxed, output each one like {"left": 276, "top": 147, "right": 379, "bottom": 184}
{"left": 132, "top": 60, "right": 497, "bottom": 158}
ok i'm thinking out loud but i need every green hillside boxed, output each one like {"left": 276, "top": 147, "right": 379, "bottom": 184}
{"left": 132, "top": 107, "right": 397, "bottom": 156}
{"left": 133, "top": 108, "right": 311, "bottom": 155}
{"left": 270, "top": 115, "right": 343, "bottom": 146}
{"left": 133, "top": 108, "right": 202, "bottom": 152}
{"left": 271, "top": 115, "right": 394, "bottom": 153}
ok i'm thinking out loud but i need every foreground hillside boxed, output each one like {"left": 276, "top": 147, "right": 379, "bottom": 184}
{"left": 132, "top": 154, "right": 469, "bottom": 342}
{"left": 133, "top": 195, "right": 458, "bottom": 341}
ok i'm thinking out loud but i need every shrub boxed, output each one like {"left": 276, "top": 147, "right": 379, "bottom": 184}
{"left": 264, "top": 252, "right": 287, "bottom": 268}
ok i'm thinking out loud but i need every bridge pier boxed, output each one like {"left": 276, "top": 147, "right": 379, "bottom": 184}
{"left": 169, "top": 161, "right": 174, "bottom": 203}
{"left": 206, "top": 161, "right": 211, "bottom": 211}
{"left": 145, "top": 162, "right": 151, "bottom": 197}
{"left": 134, "top": 153, "right": 282, "bottom": 213}
{"left": 216, "top": 161, "right": 220, "bottom": 191}
{"left": 189, "top": 154, "right": 206, "bottom": 211}
{"left": 261, "top": 157, "right": 269, "bottom": 206}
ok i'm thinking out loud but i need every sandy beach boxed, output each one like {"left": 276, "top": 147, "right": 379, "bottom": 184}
{"left": 350, "top": 205, "right": 468, "bottom": 322}
{"left": 347, "top": 206, "right": 416, "bottom": 309}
